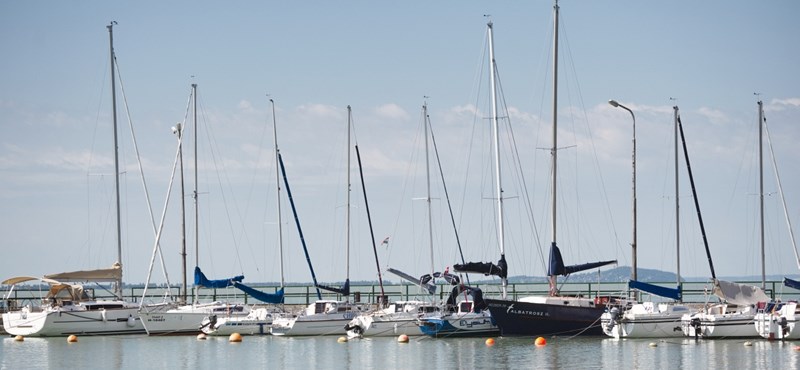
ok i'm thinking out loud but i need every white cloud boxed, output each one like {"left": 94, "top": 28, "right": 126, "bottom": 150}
{"left": 373, "top": 103, "right": 409, "bottom": 121}
{"left": 768, "top": 98, "right": 800, "bottom": 111}
{"left": 696, "top": 107, "right": 729, "bottom": 125}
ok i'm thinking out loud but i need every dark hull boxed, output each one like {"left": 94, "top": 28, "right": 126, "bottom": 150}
{"left": 485, "top": 298, "right": 606, "bottom": 336}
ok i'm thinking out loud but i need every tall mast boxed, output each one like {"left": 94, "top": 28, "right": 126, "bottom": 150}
{"left": 549, "top": 0, "right": 560, "bottom": 295}
{"left": 346, "top": 105, "right": 352, "bottom": 285}
{"left": 487, "top": 21, "right": 507, "bottom": 299}
{"left": 674, "top": 105, "right": 681, "bottom": 300}
{"left": 423, "top": 102, "right": 435, "bottom": 277}
{"left": 192, "top": 84, "right": 198, "bottom": 269}
{"left": 758, "top": 100, "right": 765, "bottom": 289}
{"left": 177, "top": 120, "right": 187, "bottom": 304}
{"left": 271, "top": 98, "right": 285, "bottom": 289}
{"left": 107, "top": 22, "right": 123, "bottom": 299}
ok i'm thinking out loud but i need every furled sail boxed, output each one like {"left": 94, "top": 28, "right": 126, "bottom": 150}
{"left": 547, "top": 243, "right": 616, "bottom": 276}
{"left": 233, "top": 282, "right": 284, "bottom": 304}
{"left": 454, "top": 256, "right": 507, "bottom": 279}
{"left": 194, "top": 266, "right": 244, "bottom": 289}
{"left": 316, "top": 279, "right": 350, "bottom": 296}
{"left": 712, "top": 279, "right": 770, "bottom": 306}
{"left": 419, "top": 270, "right": 461, "bottom": 286}
{"left": 44, "top": 263, "right": 123, "bottom": 283}
{"left": 784, "top": 277, "right": 800, "bottom": 290}
{"left": 387, "top": 268, "right": 437, "bottom": 294}
{"left": 628, "top": 280, "right": 682, "bottom": 301}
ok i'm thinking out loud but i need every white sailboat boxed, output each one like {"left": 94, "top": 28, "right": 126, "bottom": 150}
{"left": 601, "top": 106, "right": 691, "bottom": 338}
{"left": 270, "top": 106, "right": 367, "bottom": 336}
{"left": 753, "top": 99, "right": 800, "bottom": 340}
{"left": 1, "top": 23, "right": 145, "bottom": 337}
{"left": 138, "top": 84, "right": 251, "bottom": 336}
{"left": 346, "top": 103, "right": 452, "bottom": 338}
{"left": 679, "top": 102, "right": 771, "bottom": 339}
{"left": 419, "top": 21, "right": 513, "bottom": 337}
{"left": 200, "top": 98, "right": 288, "bottom": 336}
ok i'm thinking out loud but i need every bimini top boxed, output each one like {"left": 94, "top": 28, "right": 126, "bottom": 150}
{"left": 43, "top": 263, "right": 123, "bottom": 283}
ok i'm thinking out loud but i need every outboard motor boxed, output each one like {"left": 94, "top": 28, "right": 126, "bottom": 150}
{"left": 606, "top": 307, "right": 620, "bottom": 330}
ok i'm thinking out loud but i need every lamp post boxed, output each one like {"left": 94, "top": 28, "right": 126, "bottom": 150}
{"left": 609, "top": 99, "right": 637, "bottom": 292}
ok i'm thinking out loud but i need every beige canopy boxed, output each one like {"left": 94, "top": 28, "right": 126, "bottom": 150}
{"left": 44, "top": 263, "right": 122, "bottom": 283}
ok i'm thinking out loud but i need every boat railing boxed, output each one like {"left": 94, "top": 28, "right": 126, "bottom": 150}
{"left": 2, "top": 280, "right": 795, "bottom": 310}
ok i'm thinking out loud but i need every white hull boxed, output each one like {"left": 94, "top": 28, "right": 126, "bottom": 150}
{"left": 755, "top": 302, "right": 800, "bottom": 340}
{"left": 345, "top": 301, "right": 439, "bottom": 338}
{"left": 601, "top": 303, "right": 690, "bottom": 338}
{"left": 139, "top": 302, "right": 248, "bottom": 336}
{"left": 202, "top": 308, "right": 274, "bottom": 336}
{"left": 418, "top": 310, "right": 498, "bottom": 337}
{"left": 270, "top": 300, "right": 364, "bottom": 336}
{"left": 2, "top": 301, "right": 144, "bottom": 337}
{"left": 681, "top": 305, "right": 760, "bottom": 338}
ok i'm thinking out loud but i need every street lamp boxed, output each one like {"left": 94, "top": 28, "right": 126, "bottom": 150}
{"left": 609, "top": 99, "right": 637, "bottom": 288}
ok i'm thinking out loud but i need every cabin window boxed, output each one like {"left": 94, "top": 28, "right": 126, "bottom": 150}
{"left": 459, "top": 302, "right": 473, "bottom": 312}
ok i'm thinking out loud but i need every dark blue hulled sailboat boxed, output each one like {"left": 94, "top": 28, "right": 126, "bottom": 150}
{"left": 482, "top": 1, "right": 617, "bottom": 337}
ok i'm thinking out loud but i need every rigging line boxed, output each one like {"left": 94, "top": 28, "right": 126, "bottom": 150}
{"left": 113, "top": 57, "right": 171, "bottom": 286}
{"left": 428, "top": 111, "right": 470, "bottom": 286}
{"left": 763, "top": 114, "right": 800, "bottom": 270}
{"left": 494, "top": 62, "right": 547, "bottom": 273}
{"left": 140, "top": 125, "right": 183, "bottom": 306}
{"left": 199, "top": 98, "right": 245, "bottom": 275}
{"left": 560, "top": 15, "right": 623, "bottom": 262}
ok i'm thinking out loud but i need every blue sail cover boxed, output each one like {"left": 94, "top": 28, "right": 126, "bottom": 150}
{"left": 194, "top": 266, "right": 244, "bottom": 289}
{"left": 316, "top": 279, "right": 350, "bottom": 296}
{"left": 784, "top": 277, "right": 800, "bottom": 290}
{"left": 234, "top": 282, "right": 284, "bottom": 304}
{"left": 547, "top": 243, "right": 617, "bottom": 276}
{"left": 629, "top": 280, "right": 682, "bottom": 300}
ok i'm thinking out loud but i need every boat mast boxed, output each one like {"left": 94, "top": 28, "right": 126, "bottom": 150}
{"left": 177, "top": 120, "right": 187, "bottom": 304}
{"left": 758, "top": 100, "right": 765, "bottom": 290}
{"left": 271, "top": 98, "right": 285, "bottom": 290}
{"left": 423, "top": 102, "right": 435, "bottom": 279}
{"left": 548, "top": 0, "right": 560, "bottom": 296}
{"left": 107, "top": 21, "right": 123, "bottom": 300}
{"left": 487, "top": 21, "right": 507, "bottom": 299}
{"left": 192, "top": 83, "right": 199, "bottom": 302}
{"left": 674, "top": 106, "right": 681, "bottom": 300}
{"left": 346, "top": 105, "right": 352, "bottom": 290}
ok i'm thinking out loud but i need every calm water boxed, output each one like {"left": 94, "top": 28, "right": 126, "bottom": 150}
{"left": 2, "top": 334, "right": 799, "bottom": 369}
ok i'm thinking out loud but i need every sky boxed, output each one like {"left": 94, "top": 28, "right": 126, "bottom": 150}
{"left": 1, "top": 1, "right": 799, "bottom": 289}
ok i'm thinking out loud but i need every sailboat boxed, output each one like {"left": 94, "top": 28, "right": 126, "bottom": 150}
{"left": 754, "top": 100, "right": 800, "bottom": 340}
{"left": 344, "top": 103, "right": 451, "bottom": 338}
{"left": 138, "top": 83, "right": 251, "bottom": 336}
{"left": 270, "top": 106, "right": 367, "bottom": 336}
{"left": 200, "top": 98, "right": 287, "bottom": 336}
{"left": 601, "top": 106, "right": 692, "bottom": 338}
{"left": 679, "top": 102, "right": 771, "bottom": 339}
{"left": 418, "top": 21, "right": 515, "bottom": 338}
{"left": 481, "top": 1, "right": 617, "bottom": 337}
{"left": 1, "top": 23, "right": 146, "bottom": 336}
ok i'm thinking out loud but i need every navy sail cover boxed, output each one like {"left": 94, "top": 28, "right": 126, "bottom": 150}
{"left": 454, "top": 256, "right": 507, "bottom": 279}
{"left": 234, "top": 282, "right": 284, "bottom": 304}
{"left": 547, "top": 243, "right": 616, "bottom": 276}
{"left": 194, "top": 266, "right": 244, "bottom": 289}
{"left": 629, "top": 280, "right": 682, "bottom": 301}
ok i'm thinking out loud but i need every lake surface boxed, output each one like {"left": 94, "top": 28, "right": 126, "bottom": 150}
{"left": 2, "top": 334, "right": 799, "bottom": 369}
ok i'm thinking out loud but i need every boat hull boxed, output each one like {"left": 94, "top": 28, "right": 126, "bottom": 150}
{"left": 755, "top": 302, "right": 800, "bottom": 340}
{"left": 2, "top": 305, "right": 144, "bottom": 337}
{"left": 271, "top": 313, "right": 357, "bottom": 336}
{"left": 140, "top": 302, "right": 248, "bottom": 336}
{"left": 681, "top": 312, "right": 760, "bottom": 338}
{"left": 485, "top": 297, "right": 606, "bottom": 336}
{"left": 418, "top": 311, "right": 498, "bottom": 337}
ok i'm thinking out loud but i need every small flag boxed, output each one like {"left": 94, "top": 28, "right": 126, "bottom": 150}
{"left": 381, "top": 236, "right": 390, "bottom": 247}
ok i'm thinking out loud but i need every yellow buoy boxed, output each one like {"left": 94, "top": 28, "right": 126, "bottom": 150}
{"left": 337, "top": 336, "right": 348, "bottom": 343}
{"left": 648, "top": 342, "right": 658, "bottom": 348}
{"left": 397, "top": 334, "right": 409, "bottom": 343}
{"left": 14, "top": 335, "right": 24, "bottom": 342}
{"left": 485, "top": 338, "right": 495, "bottom": 346}
{"left": 535, "top": 337, "right": 547, "bottom": 346}
{"left": 229, "top": 333, "right": 242, "bottom": 343}
{"left": 67, "top": 335, "right": 78, "bottom": 343}
{"left": 197, "top": 333, "right": 207, "bottom": 340}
